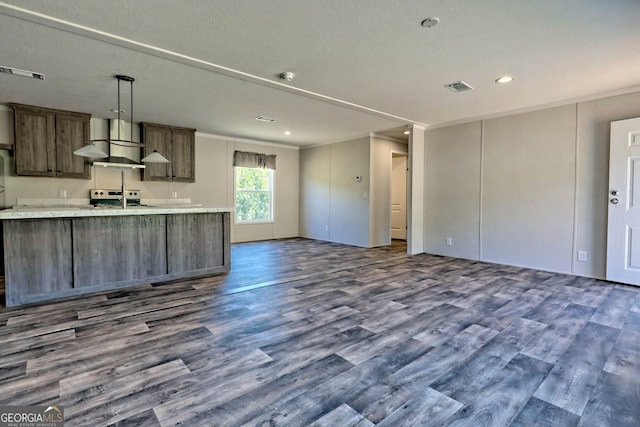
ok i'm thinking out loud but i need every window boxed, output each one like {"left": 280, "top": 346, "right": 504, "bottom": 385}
{"left": 235, "top": 166, "right": 274, "bottom": 222}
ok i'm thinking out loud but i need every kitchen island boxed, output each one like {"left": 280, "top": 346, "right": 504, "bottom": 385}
{"left": 0, "top": 206, "right": 232, "bottom": 306}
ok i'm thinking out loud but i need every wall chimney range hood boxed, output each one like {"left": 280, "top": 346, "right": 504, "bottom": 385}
{"left": 92, "top": 155, "right": 147, "bottom": 169}
{"left": 74, "top": 75, "right": 169, "bottom": 168}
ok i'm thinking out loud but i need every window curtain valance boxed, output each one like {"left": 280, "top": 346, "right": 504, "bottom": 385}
{"left": 233, "top": 150, "right": 277, "bottom": 170}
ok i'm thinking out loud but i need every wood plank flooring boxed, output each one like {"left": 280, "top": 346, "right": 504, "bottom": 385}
{"left": 1, "top": 238, "right": 639, "bottom": 426}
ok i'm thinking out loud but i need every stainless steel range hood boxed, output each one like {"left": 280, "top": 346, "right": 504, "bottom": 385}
{"left": 89, "top": 119, "right": 144, "bottom": 169}
{"left": 92, "top": 155, "right": 145, "bottom": 169}
{"left": 74, "top": 75, "right": 169, "bottom": 169}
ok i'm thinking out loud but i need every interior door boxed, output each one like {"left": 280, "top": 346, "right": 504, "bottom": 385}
{"left": 606, "top": 116, "right": 640, "bottom": 285}
{"left": 391, "top": 154, "right": 407, "bottom": 240}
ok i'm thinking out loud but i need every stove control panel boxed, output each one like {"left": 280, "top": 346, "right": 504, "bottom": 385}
{"left": 90, "top": 189, "right": 141, "bottom": 201}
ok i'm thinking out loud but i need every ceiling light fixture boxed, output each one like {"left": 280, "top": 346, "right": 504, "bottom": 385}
{"left": 74, "top": 75, "right": 170, "bottom": 166}
{"left": 420, "top": 17, "right": 439, "bottom": 28}
{"left": 495, "top": 75, "right": 515, "bottom": 84}
{"left": 0, "top": 65, "right": 45, "bottom": 80}
{"left": 284, "top": 131, "right": 291, "bottom": 136}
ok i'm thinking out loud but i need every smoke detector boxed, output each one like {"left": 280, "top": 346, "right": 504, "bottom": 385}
{"left": 444, "top": 81, "right": 473, "bottom": 92}
{"left": 279, "top": 71, "right": 295, "bottom": 82}
{"left": 421, "top": 17, "right": 439, "bottom": 28}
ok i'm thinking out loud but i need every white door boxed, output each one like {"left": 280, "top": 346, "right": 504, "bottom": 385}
{"left": 607, "top": 117, "right": 640, "bottom": 285}
{"left": 391, "top": 154, "right": 407, "bottom": 240}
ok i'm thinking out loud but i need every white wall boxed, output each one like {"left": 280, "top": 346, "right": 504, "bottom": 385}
{"left": 408, "top": 125, "right": 426, "bottom": 255}
{"left": 299, "top": 144, "right": 331, "bottom": 241}
{"left": 0, "top": 107, "right": 299, "bottom": 243}
{"left": 424, "top": 121, "right": 481, "bottom": 260}
{"left": 423, "top": 90, "right": 640, "bottom": 278}
{"left": 330, "top": 137, "right": 370, "bottom": 246}
{"left": 574, "top": 91, "right": 640, "bottom": 278}
{"left": 370, "top": 135, "right": 408, "bottom": 247}
{"left": 299, "top": 134, "right": 409, "bottom": 248}
{"left": 482, "top": 105, "right": 576, "bottom": 272}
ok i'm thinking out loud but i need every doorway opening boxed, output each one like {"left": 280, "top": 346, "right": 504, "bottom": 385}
{"left": 391, "top": 153, "right": 408, "bottom": 241}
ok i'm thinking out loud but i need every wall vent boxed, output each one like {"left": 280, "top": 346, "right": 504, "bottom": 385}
{"left": 444, "top": 81, "right": 473, "bottom": 92}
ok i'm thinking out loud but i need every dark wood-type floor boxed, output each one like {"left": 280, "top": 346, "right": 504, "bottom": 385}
{"left": 1, "top": 238, "right": 639, "bottom": 426}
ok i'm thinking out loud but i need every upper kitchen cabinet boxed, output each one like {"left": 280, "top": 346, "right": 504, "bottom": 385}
{"left": 11, "top": 103, "right": 91, "bottom": 179}
{"left": 140, "top": 122, "right": 195, "bottom": 182}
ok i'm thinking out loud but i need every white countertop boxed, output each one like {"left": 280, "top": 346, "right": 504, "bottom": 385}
{"left": 0, "top": 206, "right": 233, "bottom": 220}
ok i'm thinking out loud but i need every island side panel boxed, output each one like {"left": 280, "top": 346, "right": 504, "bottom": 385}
{"left": 72, "top": 215, "right": 167, "bottom": 287}
{"left": 167, "top": 212, "right": 228, "bottom": 274}
{"left": 3, "top": 218, "right": 73, "bottom": 306}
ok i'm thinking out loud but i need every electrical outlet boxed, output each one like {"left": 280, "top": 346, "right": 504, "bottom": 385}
{"left": 446, "top": 237, "right": 453, "bottom": 246}
{"left": 58, "top": 189, "right": 67, "bottom": 198}
{"left": 171, "top": 191, "right": 178, "bottom": 199}
{"left": 577, "top": 250, "right": 588, "bottom": 262}
{"left": 324, "top": 225, "right": 329, "bottom": 232}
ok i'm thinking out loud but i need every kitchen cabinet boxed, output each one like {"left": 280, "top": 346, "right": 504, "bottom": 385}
{"left": 1, "top": 208, "right": 231, "bottom": 306}
{"left": 73, "top": 215, "right": 168, "bottom": 287}
{"left": 54, "top": 111, "right": 91, "bottom": 178}
{"left": 4, "top": 218, "right": 74, "bottom": 306}
{"left": 167, "top": 213, "right": 227, "bottom": 274}
{"left": 11, "top": 103, "right": 91, "bottom": 178}
{"left": 140, "top": 122, "right": 195, "bottom": 182}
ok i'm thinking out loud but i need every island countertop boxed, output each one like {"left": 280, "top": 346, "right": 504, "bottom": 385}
{"left": 0, "top": 206, "right": 233, "bottom": 220}
{"left": 2, "top": 208, "right": 232, "bottom": 306}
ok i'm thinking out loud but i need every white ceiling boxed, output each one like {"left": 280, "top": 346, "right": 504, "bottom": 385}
{"left": 1, "top": 0, "right": 639, "bottom": 148}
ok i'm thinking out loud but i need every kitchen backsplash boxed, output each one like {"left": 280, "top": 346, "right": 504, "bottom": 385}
{"left": 14, "top": 198, "right": 192, "bottom": 207}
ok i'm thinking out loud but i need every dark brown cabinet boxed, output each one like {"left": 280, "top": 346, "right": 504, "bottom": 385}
{"left": 140, "top": 122, "right": 195, "bottom": 182}
{"left": 11, "top": 103, "right": 91, "bottom": 178}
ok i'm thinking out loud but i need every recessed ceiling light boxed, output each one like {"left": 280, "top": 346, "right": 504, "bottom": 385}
{"left": 495, "top": 76, "right": 515, "bottom": 84}
{"left": 255, "top": 116, "right": 276, "bottom": 123}
{"left": 284, "top": 130, "right": 291, "bottom": 136}
{"left": 110, "top": 108, "right": 125, "bottom": 114}
{"left": 0, "top": 65, "right": 45, "bottom": 80}
{"left": 403, "top": 130, "right": 410, "bottom": 135}
{"left": 421, "top": 17, "right": 439, "bottom": 28}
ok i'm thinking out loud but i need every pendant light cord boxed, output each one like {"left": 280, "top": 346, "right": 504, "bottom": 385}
{"left": 117, "top": 76, "right": 121, "bottom": 140}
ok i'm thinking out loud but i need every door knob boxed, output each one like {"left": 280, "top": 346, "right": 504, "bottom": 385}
{"left": 610, "top": 198, "right": 619, "bottom": 204}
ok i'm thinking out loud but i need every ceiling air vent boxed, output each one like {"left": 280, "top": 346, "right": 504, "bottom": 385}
{"left": 255, "top": 116, "right": 276, "bottom": 123}
{"left": 444, "top": 81, "right": 473, "bottom": 92}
